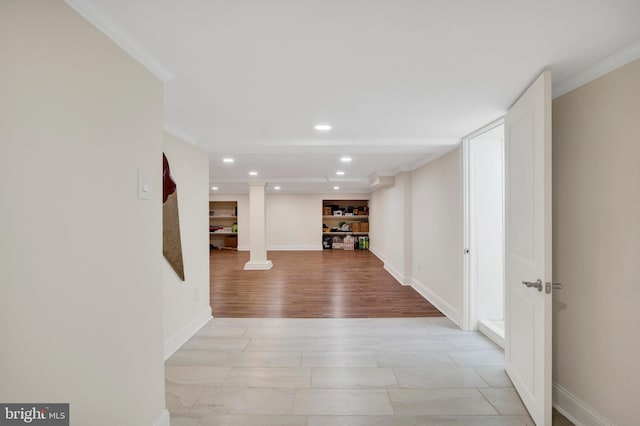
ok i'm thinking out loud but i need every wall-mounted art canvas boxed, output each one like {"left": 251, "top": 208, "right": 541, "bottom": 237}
{"left": 162, "top": 153, "right": 185, "bottom": 281}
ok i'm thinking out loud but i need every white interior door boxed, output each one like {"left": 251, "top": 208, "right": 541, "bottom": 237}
{"left": 504, "top": 71, "right": 552, "bottom": 425}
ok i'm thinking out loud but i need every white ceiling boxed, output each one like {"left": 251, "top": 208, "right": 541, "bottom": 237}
{"left": 70, "top": 0, "right": 640, "bottom": 193}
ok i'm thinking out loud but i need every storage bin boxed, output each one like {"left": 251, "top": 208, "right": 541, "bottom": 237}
{"left": 343, "top": 235, "right": 355, "bottom": 250}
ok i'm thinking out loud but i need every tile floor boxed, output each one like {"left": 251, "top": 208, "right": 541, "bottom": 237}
{"left": 165, "top": 317, "right": 543, "bottom": 425}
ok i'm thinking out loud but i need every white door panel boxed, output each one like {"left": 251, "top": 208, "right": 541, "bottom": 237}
{"left": 505, "top": 70, "right": 552, "bottom": 425}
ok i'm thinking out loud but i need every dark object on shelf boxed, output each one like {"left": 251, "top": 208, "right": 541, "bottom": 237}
{"left": 323, "top": 236, "right": 332, "bottom": 249}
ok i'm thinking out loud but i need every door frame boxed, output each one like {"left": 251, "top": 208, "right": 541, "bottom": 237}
{"left": 461, "top": 117, "right": 505, "bottom": 332}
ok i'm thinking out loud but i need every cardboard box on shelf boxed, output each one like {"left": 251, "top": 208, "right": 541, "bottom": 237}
{"left": 224, "top": 237, "right": 238, "bottom": 248}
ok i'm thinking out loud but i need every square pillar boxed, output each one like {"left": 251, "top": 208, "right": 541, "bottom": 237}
{"left": 244, "top": 181, "right": 273, "bottom": 270}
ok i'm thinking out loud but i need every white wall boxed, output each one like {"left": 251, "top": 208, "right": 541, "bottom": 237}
{"left": 369, "top": 172, "right": 412, "bottom": 283}
{"left": 410, "top": 149, "right": 463, "bottom": 324}
{"left": 552, "top": 59, "right": 640, "bottom": 426}
{"left": 469, "top": 129, "right": 504, "bottom": 323}
{"left": 369, "top": 149, "right": 463, "bottom": 323}
{"left": 267, "top": 194, "right": 321, "bottom": 250}
{"left": 0, "top": 2, "right": 166, "bottom": 425}
{"left": 162, "top": 132, "right": 211, "bottom": 359}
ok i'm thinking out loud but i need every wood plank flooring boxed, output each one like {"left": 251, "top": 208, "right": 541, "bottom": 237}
{"left": 210, "top": 250, "right": 443, "bottom": 318}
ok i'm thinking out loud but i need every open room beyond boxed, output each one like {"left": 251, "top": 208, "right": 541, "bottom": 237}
{"left": 210, "top": 250, "right": 442, "bottom": 318}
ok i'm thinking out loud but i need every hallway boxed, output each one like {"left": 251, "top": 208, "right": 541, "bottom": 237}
{"left": 166, "top": 316, "right": 534, "bottom": 425}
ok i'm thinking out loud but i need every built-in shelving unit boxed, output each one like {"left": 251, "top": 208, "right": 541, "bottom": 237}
{"left": 322, "top": 199, "right": 369, "bottom": 250}
{"left": 209, "top": 201, "right": 238, "bottom": 249}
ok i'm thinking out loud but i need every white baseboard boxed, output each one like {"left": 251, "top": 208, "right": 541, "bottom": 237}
{"left": 369, "top": 247, "right": 384, "bottom": 262}
{"left": 369, "top": 248, "right": 411, "bottom": 286}
{"left": 477, "top": 320, "right": 505, "bottom": 349}
{"left": 244, "top": 260, "right": 273, "bottom": 270}
{"left": 409, "top": 277, "right": 461, "bottom": 327}
{"left": 383, "top": 263, "right": 411, "bottom": 286}
{"left": 153, "top": 409, "right": 170, "bottom": 426}
{"left": 266, "top": 245, "right": 322, "bottom": 251}
{"left": 238, "top": 245, "right": 249, "bottom": 251}
{"left": 163, "top": 306, "right": 212, "bottom": 360}
{"left": 553, "top": 382, "right": 612, "bottom": 426}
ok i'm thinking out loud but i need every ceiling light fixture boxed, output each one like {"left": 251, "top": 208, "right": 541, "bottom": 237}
{"left": 274, "top": 186, "right": 281, "bottom": 190}
{"left": 340, "top": 156, "right": 352, "bottom": 163}
{"left": 223, "top": 157, "right": 234, "bottom": 163}
{"left": 336, "top": 171, "right": 345, "bottom": 176}
{"left": 333, "top": 186, "right": 340, "bottom": 190}
{"left": 314, "top": 124, "right": 332, "bottom": 131}
{"left": 249, "top": 171, "right": 258, "bottom": 176}
{"left": 211, "top": 186, "right": 218, "bottom": 191}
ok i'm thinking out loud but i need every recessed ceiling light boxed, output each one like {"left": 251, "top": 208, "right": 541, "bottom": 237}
{"left": 223, "top": 158, "right": 234, "bottom": 163}
{"left": 340, "top": 156, "right": 352, "bottom": 163}
{"left": 211, "top": 186, "right": 218, "bottom": 191}
{"left": 249, "top": 171, "right": 258, "bottom": 176}
{"left": 274, "top": 186, "right": 281, "bottom": 190}
{"left": 336, "top": 171, "right": 345, "bottom": 176}
{"left": 314, "top": 124, "right": 332, "bottom": 131}
{"left": 333, "top": 186, "right": 340, "bottom": 190}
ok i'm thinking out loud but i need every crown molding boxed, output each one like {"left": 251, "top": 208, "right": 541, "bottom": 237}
{"left": 553, "top": 39, "right": 640, "bottom": 98}
{"left": 164, "top": 124, "right": 199, "bottom": 145}
{"left": 64, "top": 0, "right": 174, "bottom": 82}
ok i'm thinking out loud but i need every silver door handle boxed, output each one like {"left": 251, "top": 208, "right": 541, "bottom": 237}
{"left": 545, "top": 282, "right": 563, "bottom": 294}
{"left": 522, "top": 279, "right": 543, "bottom": 291}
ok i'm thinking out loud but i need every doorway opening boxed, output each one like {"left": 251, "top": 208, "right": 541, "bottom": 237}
{"left": 463, "top": 120, "right": 505, "bottom": 346}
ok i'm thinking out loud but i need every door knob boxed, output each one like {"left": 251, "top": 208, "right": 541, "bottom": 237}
{"left": 522, "top": 279, "right": 543, "bottom": 291}
{"left": 545, "top": 282, "right": 563, "bottom": 294}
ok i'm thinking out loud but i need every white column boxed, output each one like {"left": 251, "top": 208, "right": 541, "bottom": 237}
{"left": 244, "top": 181, "right": 273, "bottom": 270}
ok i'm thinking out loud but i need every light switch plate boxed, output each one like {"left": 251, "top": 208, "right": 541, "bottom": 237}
{"left": 138, "top": 169, "right": 150, "bottom": 200}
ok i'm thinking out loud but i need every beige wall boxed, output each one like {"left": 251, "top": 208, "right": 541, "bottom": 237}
{"left": 369, "top": 172, "right": 412, "bottom": 282}
{"left": 552, "top": 59, "right": 640, "bottom": 425}
{"left": 410, "top": 149, "right": 463, "bottom": 324}
{"left": 370, "top": 149, "right": 463, "bottom": 322}
{"left": 0, "top": 1, "right": 166, "bottom": 425}
{"left": 163, "top": 132, "right": 211, "bottom": 358}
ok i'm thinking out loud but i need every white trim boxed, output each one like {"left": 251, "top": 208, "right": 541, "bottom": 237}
{"left": 369, "top": 246, "right": 385, "bottom": 263}
{"left": 164, "top": 124, "right": 198, "bottom": 145}
{"left": 477, "top": 320, "right": 505, "bottom": 349}
{"left": 369, "top": 247, "right": 410, "bottom": 285}
{"left": 461, "top": 118, "right": 505, "bottom": 332}
{"left": 409, "top": 277, "right": 461, "bottom": 327}
{"left": 64, "top": 0, "right": 174, "bottom": 82}
{"left": 461, "top": 136, "right": 472, "bottom": 331}
{"left": 266, "top": 245, "right": 322, "bottom": 251}
{"left": 152, "top": 409, "right": 170, "bottom": 426}
{"left": 163, "top": 306, "right": 212, "bottom": 360}
{"left": 553, "top": 39, "right": 640, "bottom": 98}
{"left": 243, "top": 260, "right": 273, "bottom": 270}
{"left": 383, "top": 263, "right": 411, "bottom": 286}
{"left": 553, "top": 382, "right": 612, "bottom": 426}
{"left": 238, "top": 245, "right": 249, "bottom": 251}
